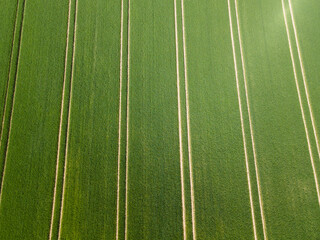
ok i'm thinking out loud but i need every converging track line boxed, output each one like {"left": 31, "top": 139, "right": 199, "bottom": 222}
{"left": 282, "top": 0, "right": 320, "bottom": 206}
{"left": 227, "top": 1, "right": 258, "bottom": 239}
{"left": 234, "top": 0, "right": 268, "bottom": 239}
{"left": 174, "top": 0, "right": 187, "bottom": 239}
{"left": 0, "top": 0, "right": 20, "bottom": 151}
{"left": 58, "top": 0, "right": 79, "bottom": 239}
{"left": 124, "top": 0, "right": 131, "bottom": 239}
{"left": 288, "top": 0, "right": 320, "bottom": 163}
{"left": 0, "top": 0, "right": 27, "bottom": 202}
{"left": 48, "top": 0, "right": 73, "bottom": 239}
{"left": 116, "top": 0, "right": 124, "bottom": 239}
{"left": 180, "top": 1, "right": 197, "bottom": 239}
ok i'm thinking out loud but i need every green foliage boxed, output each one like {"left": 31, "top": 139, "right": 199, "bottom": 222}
{"left": 0, "top": 0, "right": 319, "bottom": 239}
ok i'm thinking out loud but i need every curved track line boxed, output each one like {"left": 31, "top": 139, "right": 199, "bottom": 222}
{"left": 180, "top": 1, "right": 197, "bottom": 239}
{"left": 174, "top": 0, "right": 187, "bottom": 239}
{"left": 234, "top": 1, "right": 268, "bottom": 239}
{"left": 282, "top": 0, "right": 320, "bottom": 206}
{"left": 58, "top": 0, "right": 79, "bottom": 239}
{"left": 48, "top": 0, "right": 72, "bottom": 239}
{"left": 288, "top": 0, "right": 320, "bottom": 163}
{"left": 227, "top": 1, "right": 258, "bottom": 239}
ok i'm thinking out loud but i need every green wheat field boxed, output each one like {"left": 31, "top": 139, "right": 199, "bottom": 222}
{"left": 0, "top": 0, "right": 320, "bottom": 239}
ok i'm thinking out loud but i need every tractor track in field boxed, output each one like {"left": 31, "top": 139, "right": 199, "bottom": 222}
{"left": 58, "top": 0, "right": 79, "bottom": 239}
{"left": 174, "top": 0, "right": 187, "bottom": 239}
{"left": 234, "top": 0, "right": 268, "bottom": 238}
{"left": 288, "top": 0, "right": 320, "bottom": 163}
{"left": 0, "top": 0, "right": 20, "bottom": 150}
{"left": 227, "top": 1, "right": 259, "bottom": 239}
{"left": 180, "top": 0, "right": 197, "bottom": 239}
{"left": 48, "top": 0, "right": 74, "bottom": 239}
{"left": 124, "top": 0, "right": 131, "bottom": 239}
{"left": 116, "top": 0, "right": 125, "bottom": 239}
{"left": 0, "top": 0, "right": 26, "bottom": 203}
{"left": 282, "top": 0, "right": 320, "bottom": 206}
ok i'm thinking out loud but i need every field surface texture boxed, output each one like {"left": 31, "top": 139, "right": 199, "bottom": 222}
{"left": 0, "top": 0, "right": 319, "bottom": 239}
